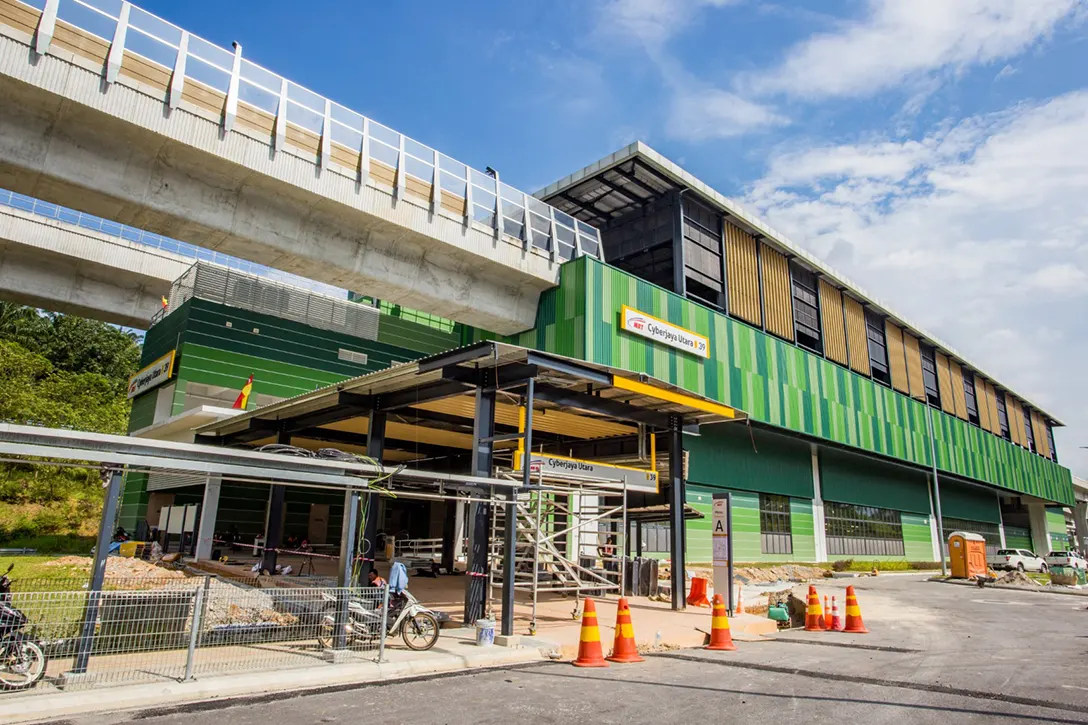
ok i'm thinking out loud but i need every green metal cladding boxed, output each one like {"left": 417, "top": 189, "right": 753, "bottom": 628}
{"left": 685, "top": 486, "right": 817, "bottom": 564}
{"left": 901, "top": 513, "right": 936, "bottom": 561}
{"left": 483, "top": 256, "right": 1073, "bottom": 506}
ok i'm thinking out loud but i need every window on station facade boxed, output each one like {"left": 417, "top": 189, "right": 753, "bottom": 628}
{"left": 864, "top": 309, "right": 890, "bottom": 386}
{"left": 963, "top": 375, "right": 980, "bottom": 426}
{"left": 759, "top": 494, "right": 793, "bottom": 555}
{"left": 995, "top": 392, "right": 1011, "bottom": 440}
{"left": 919, "top": 344, "right": 941, "bottom": 407}
{"left": 941, "top": 518, "right": 1001, "bottom": 557}
{"left": 824, "top": 502, "right": 905, "bottom": 557}
{"left": 1023, "top": 407, "right": 1036, "bottom": 453}
{"left": 638, "top": 523, "right": 671, "bottom": 553}
{"left": 789, "top": 263, "right": 822, "bottom": 354}
{"left": 1047, "top": 424, "right": 1058, "bottom": 462}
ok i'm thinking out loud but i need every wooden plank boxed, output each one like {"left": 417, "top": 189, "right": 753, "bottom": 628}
{"left": 935, "top": 352, "right": 955, "bottom": 414}
{"left": 1032, "top": 409, "right": 1051, "bottom": 458}
{"left": 903, "top": 332, "right": 926, "bottom": 401}
{"left": 329, "top": 142, "right": 360, "bottom": 170}
{"left": 976, "top": 374, "right": 993, "bottom": 432}
{"left": 440, "top": 190, "right": 467, "bottom": 217}
{"left": 405, "top": 174, "right": 432, "bottom": 202}
{"left": 724, "top": 222, "right": 761, "bottom": 327}
{"left": 54, "top": 20, "right": 109, "bottom": 64}
{"left": 948, "top": 360, "right": 969, "bottom": 420}
{"left": 119, "top": 51, "right": 171, "bottom": 91}
{"left": 370, "top": 159, "right": 396, "bottom": 187}
{"left": 285, "top": 124, "right": 320, "bottom": 156}
{"left": 0, "top": 0, "right": 41, "bottom": 36}
{"left": 760, "top": 243, "right": 793, "bottom": 341}
{"left": 843, "top": 295, "right": 870, "bottom": 376}
{"left": 181, "top": 78, "right": 226, "bottom": 117}
{"left": 818, "top": 280, "right": 848, "bottom": 365}
{"left": 236, "top": 103, "right": 275, "bottom": 136}
{"left": 884, "top": 320, "right": 909, "bottom": 394}
{"left": 985, "top": 381, "right": 1001, "bottom": 439}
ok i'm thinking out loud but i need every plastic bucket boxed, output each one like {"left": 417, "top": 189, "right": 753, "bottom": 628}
{"left": 475, "top": 618, "right": 495, "bottom": 647}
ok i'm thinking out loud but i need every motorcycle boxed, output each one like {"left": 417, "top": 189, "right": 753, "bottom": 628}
{"left": 0, "top": 564, "right": 48, "bottom": 691}
{"left": 317, "top": 585, "right": 440, "bottom": 652}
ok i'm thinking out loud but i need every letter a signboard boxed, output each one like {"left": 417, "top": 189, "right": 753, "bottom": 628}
{"left": 712, "top": 492, "right": 734, "bottom": 615}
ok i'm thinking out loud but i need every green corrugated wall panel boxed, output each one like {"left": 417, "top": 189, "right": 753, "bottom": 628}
{"left": 820, "top": 448, "right": 931, "bottom": 514}
{"left": 375, "top": 315, "right": 460, "bottom": 356}
{"left": 685, "top": 485, "right": 715, "bottom": 563}
{"left": 901, "top": 513, "right": 935, "bottom": 561}
{"left": 139, "top": 299, "right": 191, "bottom": 366}
{"left": 525, "top": 257, "right": 1073, "bottom": 506}
{"left": 790, "top": 499, "right": 817, "bottom": 561}
{"left": 179, "top": 343, "right": 351, "bottom": 400}
{"left": 1003, "top": 526, "right": 1033, "bottom": 552}
{"left": 686, "top": 424, "right": 814, "bottom": 498}
{"left": 127, "top": 392, "right": 157, "bottom": 432}
{"left": 1046, "top": 507, "right": 1069, "bottom": 548}
{"left": 938, "top": 480, "right": 1000, "bottom": 524}
{"left": 726, "top": 490, "right": 763, "bottom": 563}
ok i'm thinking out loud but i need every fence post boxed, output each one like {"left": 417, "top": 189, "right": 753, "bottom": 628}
{"left": 377, "top": 584, "right": 390, "bottom": 663}
{"left": 183, "top": 583, "right": 206, "bottom": 681}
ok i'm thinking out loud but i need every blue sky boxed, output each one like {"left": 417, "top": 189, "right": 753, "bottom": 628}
{"left": 136, "top": 0, "right": 1088, "bottom": 477}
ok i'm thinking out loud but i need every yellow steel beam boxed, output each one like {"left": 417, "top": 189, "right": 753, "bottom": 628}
{"left": 610, "top": 376, "right": 739, "bottom": 419}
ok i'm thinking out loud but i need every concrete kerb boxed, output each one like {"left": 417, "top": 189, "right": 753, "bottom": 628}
{"left": 0, "top": 644, "right": 553, "bottom": 725}
{"left": 928, "top": 576, "right": 1088, "bottom": 597}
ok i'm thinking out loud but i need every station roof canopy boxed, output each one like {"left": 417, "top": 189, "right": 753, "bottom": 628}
{"left": 195, "top": 341, "right": 746, "bottom": 461}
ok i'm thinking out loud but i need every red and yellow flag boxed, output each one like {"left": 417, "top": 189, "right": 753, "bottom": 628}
{"left": 232, "top": 374, "right": 253, "bottom": 410}
{"left": 161, "top": 296, "right": 169, "bottom": 309}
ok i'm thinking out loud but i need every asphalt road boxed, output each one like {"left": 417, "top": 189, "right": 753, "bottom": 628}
{"left": 62, "top": 576, "right": 1088, "bottom": 725}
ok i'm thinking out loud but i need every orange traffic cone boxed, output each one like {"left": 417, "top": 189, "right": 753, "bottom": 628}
{"left": 804, "top": 585, "right": 827, "bottom": 631}
{"left": 829, "top": 595, "right": 844, "bottom": 631}
{"left": 572, "top": 598, "right": 610, "bottom": 667}
{"left": 606, "top": 597, "right": 644, "bottom": 664}
{"left": 735, "top": 586, "right": 744, "bottom": 615}
{"left": 687, "top": 576, "right": 711, "bottom": 607}
{"left": 705, "top": 594, "right": 736, "bottom": 651}
{"left": 842, "top": 585, "right": 869, "bottom": 634}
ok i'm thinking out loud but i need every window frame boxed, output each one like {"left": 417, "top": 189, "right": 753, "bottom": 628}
{"left": 963, "top": 374, "right": 980, "bottom": 426}
{"left": 1023, "top": 406, "right": 1036, "bottom": 453}
{"left": 995, "top": 391, "right": 1011, "bottom": 440}
{"left": 824, "top": 502, "right": 905, "bottom": 557}
{"left": 759, "top": 493, "right": 794, "bottom": 555}
{"left": 789, "top": 262, "right": 822, "bottom": 355}
{"left": 864, "top": 309, "right": 890, "bottom": 386}
{"left": 1046, "top": 423, "right": 1057, "bottom": 462}
{"left": 919, "top": 343, "right": 941, "bottom": 407}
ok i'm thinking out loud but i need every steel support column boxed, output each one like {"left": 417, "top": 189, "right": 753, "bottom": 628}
{"left": 335, "top": 487, "right": 361, "bottom": 649}
{"left": 71, "top": 469, "right": 123, "bottom": 673}
{"left": 502, "top": 378, "right": 533, "bottom": 636}
{"left": 668, "top": 416, "right": 686, "bottom": 610}
{"left": 358, "top": 410, "right": 387, "bottom": 584}
{"left": 262, "top": 429, "right": 291, "bottom": 572}
{"left": 464, "top": 384, "right": 495, "bottom": 625}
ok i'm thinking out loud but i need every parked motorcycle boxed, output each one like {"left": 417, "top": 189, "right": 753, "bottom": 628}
{"left": 317, "top": 587, "right": 440, "bottom": 652}
{"left": 0, "top": 564, "right": 47, "bottom": 691}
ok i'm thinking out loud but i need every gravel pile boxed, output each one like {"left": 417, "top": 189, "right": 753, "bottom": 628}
{"left": 994, "top": 570, "right": 1043, "bottom": 587}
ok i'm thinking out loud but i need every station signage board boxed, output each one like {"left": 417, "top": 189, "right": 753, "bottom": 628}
{"left": 522, "top": 453, "right": 658, "bottom": 493}
{"left": 620, "top": 305, "right": 709, "bottom": 359}
{"left": 127, "top": 350, "right": 176, "bottom": 399}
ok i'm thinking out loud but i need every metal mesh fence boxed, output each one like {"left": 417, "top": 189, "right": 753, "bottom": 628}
{"left": 4, "top": 578, "right": 387, "bottom": 693}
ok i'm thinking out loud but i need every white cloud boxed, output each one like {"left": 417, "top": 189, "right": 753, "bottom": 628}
{"left": 747, "top": 0, "right": 1081, "bottom": 99}
{"left": 666, "top": 85, "right": 788, "bottom": 141}
{"left": 743, "top": 90, "right": 1088, "bottom": 477}
{"left": 598, "top": 0, "right": 739, "bottom": 48}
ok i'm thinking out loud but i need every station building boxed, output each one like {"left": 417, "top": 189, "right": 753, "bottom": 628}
{"left": 121, "top": 142, "right": 1075, "bottom": 567}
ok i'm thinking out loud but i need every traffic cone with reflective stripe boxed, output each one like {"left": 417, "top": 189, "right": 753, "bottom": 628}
{"left": 705, "top": 594, "right": 737, "bottom": 651}
{"left": 804, "top": 585, "right": 827, "bottom": 631}
{"left": 572, "top": 598, "right": 609, "bottom": 667}
{"left": 842, "top": 585, "right": 869, "bottom": 634}
{"left": 606, "top": 597, "right": 644, "bottom": 663}
{"left": 823, "top": 595, "right": 830, "bottom": 627}
{"left": 735, "top": 586, "right": 744, "bottom": 615}
{"left": 829, "top": 595, "right": 844, "bottom": 631}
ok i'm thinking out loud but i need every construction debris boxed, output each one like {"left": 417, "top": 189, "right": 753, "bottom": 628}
{"left": 994, "top": 570, "right": 1043, "bottom": 588}
{"left": 42, "top": 555, "right": 187, "bottom": 580}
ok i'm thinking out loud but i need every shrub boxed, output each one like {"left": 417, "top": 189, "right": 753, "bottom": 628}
{"left": 831, "top": 559, "right": 854, "bottom": 572}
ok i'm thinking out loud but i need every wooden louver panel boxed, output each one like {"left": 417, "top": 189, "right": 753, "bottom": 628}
{"left": 724, "top": 222, "right": 762, "bottom": 327}
{"left": 903, "top": 333, "right": 926, "bottom": 401}
{"left": 1006, "top": 396, "right": 1024, "bottom": 446}
{"left": 818, "top": 280, "right": 848, "bottom": 365}
{"left": 842, "top": 296, "right": 870, "bottom": 376}
{"left": 760, "top": 243, "right": 793, "bottom": 341}
{"left": 884, "top": 321, "right": 909, "bottom": 394}
{"left": 976, "top": 375, "right": 994, "bottom": 432}
{"left": 1031, "top": 410, "right": 1051, "bottom": 458}
{"left": 948, "top": 360, "right": 969, "bottom": 420}
{"left": 935, "top": 352, "right": 956, "bottom": 414}
{"left": 984, "top": 381, "right": 1001, "bottom": 438}
{"left": 1014, "top": 399, "right": 1030, "bottom": 448}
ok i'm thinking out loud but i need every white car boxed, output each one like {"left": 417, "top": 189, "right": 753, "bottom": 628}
{"left": 988, "top": 549, "right": 1048, "bottom": 573}
{"left": 1044, "top": 551, "right": 1087, "bottom": 569}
